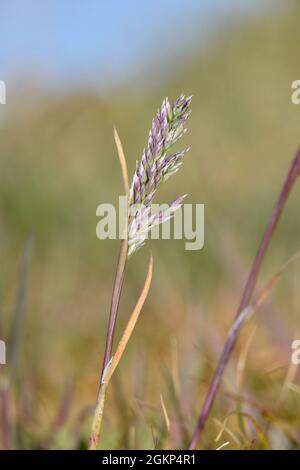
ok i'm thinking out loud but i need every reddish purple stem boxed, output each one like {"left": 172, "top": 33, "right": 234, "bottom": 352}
{"left": 189, "top": 148, "right": 300, "bottom": 450}
{"left": 101, "top": 239, "right": 127, "bottom": 380}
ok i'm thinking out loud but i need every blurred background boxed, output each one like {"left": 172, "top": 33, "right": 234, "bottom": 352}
{"left": 0, "top": 0, "right": 300, "bottom": 450}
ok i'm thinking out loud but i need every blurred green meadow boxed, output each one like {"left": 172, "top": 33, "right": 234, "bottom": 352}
{"left": 1, "top": 1, "right": 300, "bottom": 449}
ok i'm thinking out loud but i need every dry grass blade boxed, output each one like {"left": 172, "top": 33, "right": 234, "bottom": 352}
{"left": 214, "top": 417, "right": 241, "bottom": 447}
{"left": 225, "top": 250, "right": 300, "bottom": 353}
{"left": 236, "top": 326, "right": 257, "bottom": 438}
{"left": 160, "top": 393, "right": 171, "bottom": 433}
{"left": 287, "top": 383, "right": 300, "bottom": 395}
{"left": 114, "top": 127, "right": 130, "bottom": 199}
{"left": 107, "top": 255, "right": 153, "bottom": 381}
{"left": 88, "top": 255, "right": 153, "bottom": 450}
{"left": 236, "top": 326, "right": 257, "bottom": 391}
{"left": 216, "top": 441, "right": 230, "bottom": 450}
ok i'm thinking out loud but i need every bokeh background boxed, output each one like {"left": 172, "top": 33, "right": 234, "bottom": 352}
{"left": 1, "top": 0, "right": 300, "bottom": 449}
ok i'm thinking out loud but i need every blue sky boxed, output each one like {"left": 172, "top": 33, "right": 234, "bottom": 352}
{"left": 0, "top": 0, "right": 270, "bottom": 90}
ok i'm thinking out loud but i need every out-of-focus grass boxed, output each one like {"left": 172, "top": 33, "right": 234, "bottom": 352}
{"left": 1, "top": 1, "right": 300, "bottom": 449}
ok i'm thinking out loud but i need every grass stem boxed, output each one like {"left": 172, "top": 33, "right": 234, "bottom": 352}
{"left": 189, "top": 148, "right": 300, "bottom": 449}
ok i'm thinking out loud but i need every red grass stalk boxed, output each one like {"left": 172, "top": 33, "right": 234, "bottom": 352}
{"left": 189, "top": 148, "right": 300, "bottom": 450}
